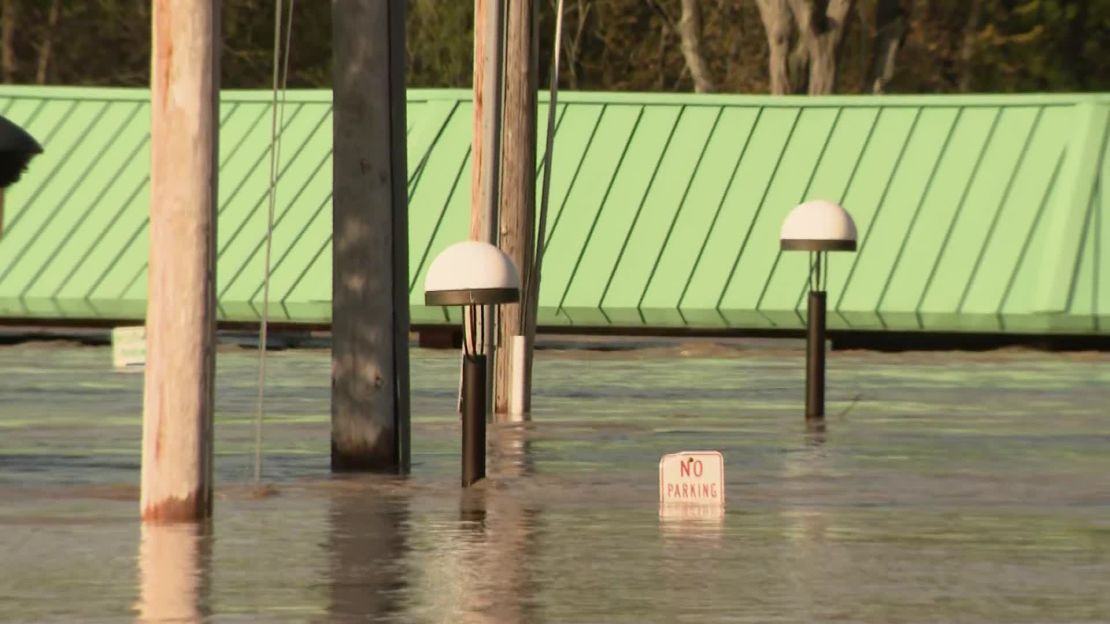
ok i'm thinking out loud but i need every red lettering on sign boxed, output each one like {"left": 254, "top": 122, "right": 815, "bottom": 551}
{"left": 660, "top": 452, "right": 725, "bottom": 507}
{"left": 680, "top": 458, "right": 705, "bottom": 478}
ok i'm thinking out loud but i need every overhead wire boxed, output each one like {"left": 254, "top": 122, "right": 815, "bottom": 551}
{"left": 528, "top": 0, "right": 565, "bottom": 333}
{"left": 254, "top": 0, "right": 295, "bottom": 487}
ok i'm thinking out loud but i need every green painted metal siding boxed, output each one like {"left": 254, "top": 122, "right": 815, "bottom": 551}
{"left": 0, "top": 86, "right": 1106, "bottom": 334}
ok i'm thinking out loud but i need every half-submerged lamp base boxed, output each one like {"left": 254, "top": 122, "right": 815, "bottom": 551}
{"left": 805, "top": 291, "right": 827, "bottom": 420}
{"left": 462, "top": 354, "right": 487, "bottom": 487}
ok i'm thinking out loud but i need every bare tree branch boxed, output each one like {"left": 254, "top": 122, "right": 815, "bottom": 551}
{"left": 561, "top": 0, "right": 590, "bottom": 89}
{"left": 755, "top": 0, "right": 795, "bottom": 94}
{"left": 644, "top": 0, "right": 676, "bottom": 30}
{"left": 1, "top": 0, "right": 16, "bottom": 83}
{"left": 868, "top": 0, "right": 906, "bottom": 93}
{"left": 36, "top": 0, "right": 62, "bottom": 84}
{"left": 788, "top": 35, "right": 809, "bottom": 93}
{"left": 678, "top": 0, "right": 714, "bottom": 92}
{"left": 959, "top": 0, "right": 984, "bottom": 92}
{"left": 656, "top": 20, "right": 668, "bottom": 90}
{"left": 787, "top": 0, "right": 855, "bottom": 94}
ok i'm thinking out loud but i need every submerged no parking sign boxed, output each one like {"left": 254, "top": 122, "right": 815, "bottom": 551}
{"left": 659, "top": 451, "right": 725, "bottom": 507}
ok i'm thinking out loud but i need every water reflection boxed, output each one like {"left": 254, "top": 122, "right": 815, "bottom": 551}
{"left": 451, "top": 488, "right": 537, "bottom": 624}
{"left": 319, "top": 431, "right": 539, "bottom": 622}
{"left": 135, "top": 522, "right": 211, "bottom": 623}
{"left": 487, "top": 425, "right": 534, "bottom": 479}
{"left": 805, "top": 420, "right": 827, "bottom": 446}
{"left": 326, "top": 485, "right": 409, "bottom": 621}
{"left": 782, "top": 427, "right": 838, "bottom": 622}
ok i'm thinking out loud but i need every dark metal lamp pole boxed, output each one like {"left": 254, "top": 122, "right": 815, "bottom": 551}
{"left": 805, "top": 252, "right": 827, "bottom": 420}
{"left": 781, "top": 200, "right": 857, "bottom": 423}
{"left": 424, "top": 241, "right": 521, "bottom": 487}
{"left": 461, "top": 303, "right": 487, "bottom": 487}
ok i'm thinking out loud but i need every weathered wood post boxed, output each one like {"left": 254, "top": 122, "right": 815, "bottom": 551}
{"left": 141, "top": 0, "right": 219, "bottom": 523}
{"left": 330, "top": 0, "right": 411, "bottom": 472}
{"left": 470, "top": 0, "right": 505, "bottom": 417}
{"left": 470, "top": 0, "right": 490, "bottom": 243}
{"left": 494, "top": 0, "right": 538, "bottom": 419}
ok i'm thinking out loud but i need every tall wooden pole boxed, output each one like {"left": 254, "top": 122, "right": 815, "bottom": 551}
{"left": 470, "top": 0, "right": 504, "bottom": 244}
{"left": 470, "top": 0, "right": 488, "bottom": 244}
{"left": 466, "top": 0, "right": 485, "bottom": 409}
{"left": 141, "top": 0, "right": 219, "bottom": 524}
{"left": 470, "top": 0, "right": 505, "bottom": 417}
{"left": 330, "top": 0, "right": 410, "bottom": 472}
{"left": 494, "top": 0, "right": 537, "bottom": 418}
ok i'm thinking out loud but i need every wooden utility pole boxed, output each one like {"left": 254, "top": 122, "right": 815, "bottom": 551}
{"left": 142, "top": 0, "right": 219, "bottom": 523}
{"left": 467, "top": 0, "right": 486, "bottom": 385}
{"left": 330, "top": 0, "right": 410, "bottom": 472}
{"left": 470, "top": 0, "right": 488, "bottom": 243}
{"left": 494, "top": 0, "right": 538, "bottom": 418}
{"left": 470, "top": 0, "right": 505, "bottom": 415}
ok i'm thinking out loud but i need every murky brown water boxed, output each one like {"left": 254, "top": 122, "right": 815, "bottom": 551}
{"left": 1, "top": 341, "right": 1108, "bottom": 623}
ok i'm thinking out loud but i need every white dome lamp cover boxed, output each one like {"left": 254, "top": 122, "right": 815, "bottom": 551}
{"left": 780, "top": 200, "right": 858, "bottom": 252}
{"left": 424, "top": 241, "right": 521, "bottom": 306}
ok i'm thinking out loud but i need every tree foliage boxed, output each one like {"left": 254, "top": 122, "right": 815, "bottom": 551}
{"left": 0, "top": 0, "right": 1105, "bottom": 93}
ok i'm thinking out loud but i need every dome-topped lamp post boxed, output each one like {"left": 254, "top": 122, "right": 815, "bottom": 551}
{"left": 780, "top": 200, "right": 857, "bottom": 421}
{"left": 425, "top": 241, "right": 521, "bottom": 487}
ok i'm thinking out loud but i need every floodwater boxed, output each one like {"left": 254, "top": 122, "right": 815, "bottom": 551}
{"left": 0, "top": 339, "right": 1108, "bottom": 623}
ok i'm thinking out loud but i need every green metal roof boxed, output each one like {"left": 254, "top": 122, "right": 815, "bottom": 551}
{"left": 0, "top": 86, "right": 1106, "bottom": 334}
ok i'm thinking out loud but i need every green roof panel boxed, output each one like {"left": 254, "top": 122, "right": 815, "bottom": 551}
{"left": 0, "top": 87, "right": 1105, "bottom": 335}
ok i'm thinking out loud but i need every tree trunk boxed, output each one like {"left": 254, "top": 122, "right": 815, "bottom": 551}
{"left": 788, "top": 37, "right": 809, "bottom": 93}
{"left": 494, "top": 0, "right": 537, "bottom": 417}
{"left": 788, "top": 0, "right": 855, "bottom": 95}
{"left": 562, "top": 0, "right": 589, "bottom": 90}
{"left": 958, "top": 0, "right": 984, "bottom": 92}
{"left": 1, "top": 0, "right": 16, "bottom": 83}
{"left": 868, "top": 0, "right": 906, "bottom": 93}
{"left": 35, "top": 0, "right": 62, "bottom": 84}
{"left": 755, "top": 0, "right": 794, "bottom": 94}
{"left": 677, "top": 0, "right": 714, "bottom": 93}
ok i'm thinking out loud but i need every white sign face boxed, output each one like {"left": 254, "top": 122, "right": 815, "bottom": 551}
{"left": 659, "top": 451, "right": 725, "bottom": 507}
{"left": 111, "top": 326, "right": 146, "bottom": 370}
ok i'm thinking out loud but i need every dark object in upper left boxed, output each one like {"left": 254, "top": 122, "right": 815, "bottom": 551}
{"left": 0, "top": 115, "right": 43, "bottom": 188}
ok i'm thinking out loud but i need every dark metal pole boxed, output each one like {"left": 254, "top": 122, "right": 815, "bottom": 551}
{"left": 806, "top": 290, "right": 827, "bottom": 420}
{"left": 462, "top": 354, "right": 487, "bottom": 487}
